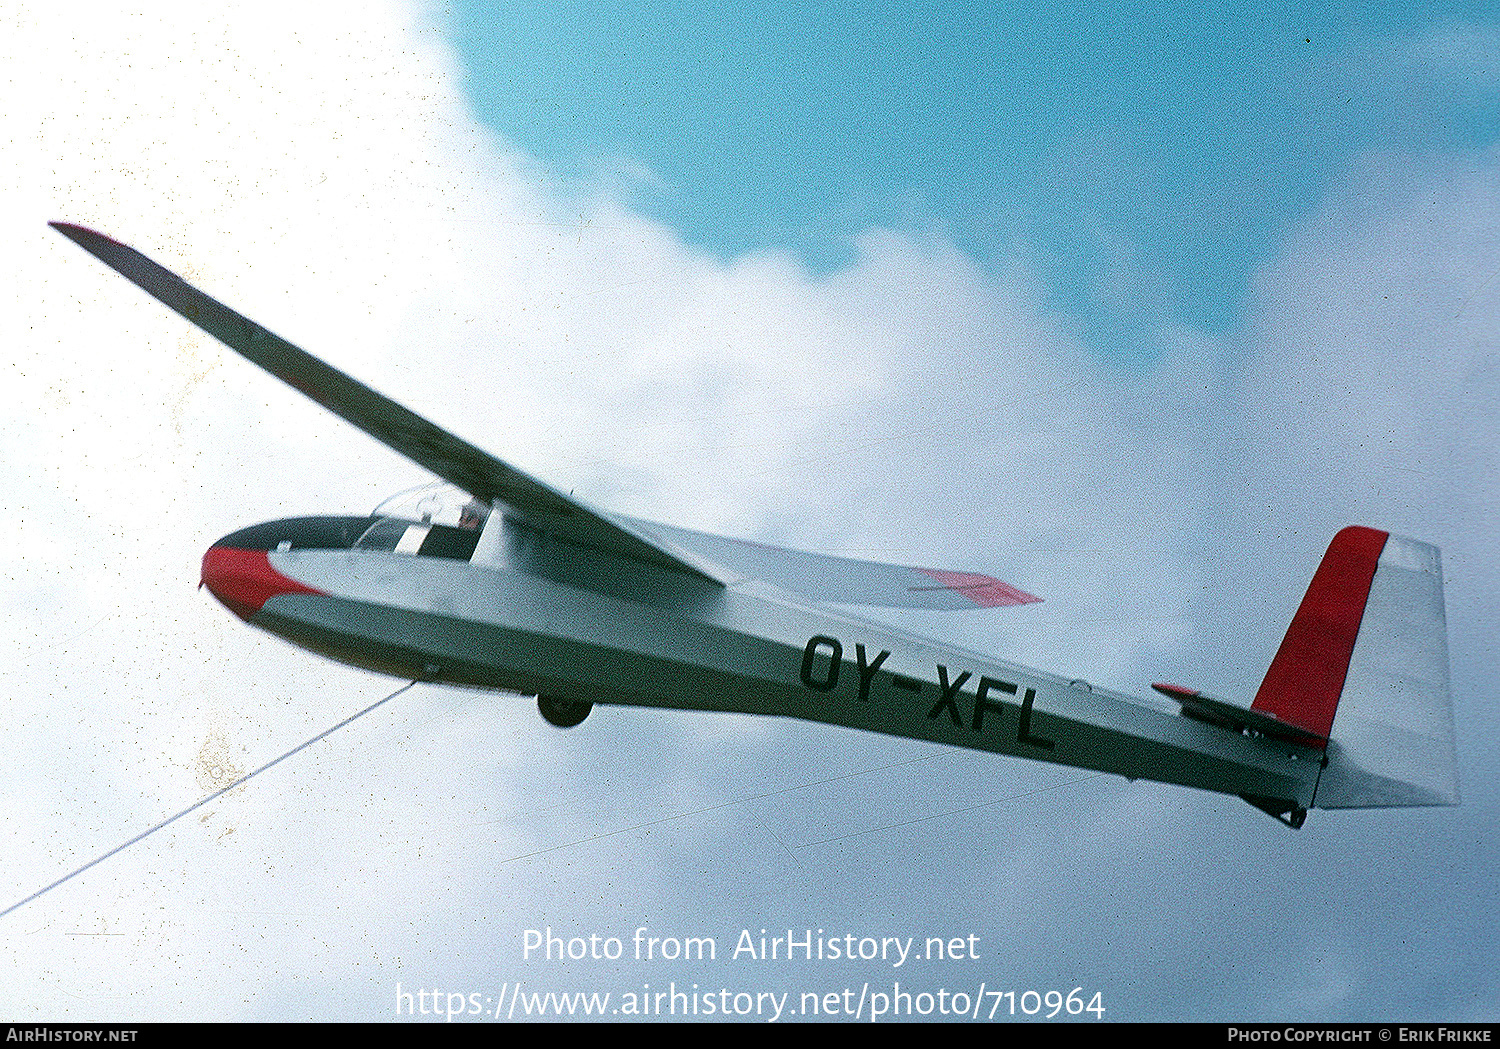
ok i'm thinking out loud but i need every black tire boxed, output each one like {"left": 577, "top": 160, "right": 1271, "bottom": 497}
{"left": 538, "top": 695, "right": 593, "bottom": 728}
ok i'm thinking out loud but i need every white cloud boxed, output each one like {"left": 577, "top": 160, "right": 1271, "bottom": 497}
{"left": 1206, "top": 150, "right": 1500, "bottom": 677}
{"left": 1, "top": 2, "right": 1493, "bottom": 1022}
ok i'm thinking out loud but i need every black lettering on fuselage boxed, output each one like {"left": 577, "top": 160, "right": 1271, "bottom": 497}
{"left": 800, "top": 636, "right": 842, "bottom": 692}
{"left": 973, "top": 677, "right": 1015, "bottom": 732}
{"left": 855, "top": 644, "right": 889, "bottom": 703}
{"left": 795, "top": 635, "right": 1059, "bottom": 754}
{"left": 927, "top": 666, "right": 970, "bottom": 726}
{"left": 1018, "top": 687, "right": 1056, "bottom": 749}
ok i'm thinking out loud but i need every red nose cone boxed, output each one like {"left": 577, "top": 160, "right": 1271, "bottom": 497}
{"left": 201, "top": 547, "right": 324, "bottom": 620}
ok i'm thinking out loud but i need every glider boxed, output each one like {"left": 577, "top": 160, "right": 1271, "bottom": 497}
{"left": 51, "top": 223, "right": 1459, "bottom": 828}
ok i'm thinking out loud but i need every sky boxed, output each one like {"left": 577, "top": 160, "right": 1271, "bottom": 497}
{"left": 1, "top": 0, "right": 1496, "bottom": 1023}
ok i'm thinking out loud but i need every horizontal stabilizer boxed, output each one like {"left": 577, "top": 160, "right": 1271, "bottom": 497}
{"left": 1152, "top": 682, "right": 1328, "bottom": 750}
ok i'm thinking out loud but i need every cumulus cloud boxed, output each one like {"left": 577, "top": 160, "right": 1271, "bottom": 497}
{"left": 1, "top": 1, "right": 1492, "bottom": 1021}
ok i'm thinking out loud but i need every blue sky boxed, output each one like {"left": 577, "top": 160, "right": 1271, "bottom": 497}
{"left": 448, "top": 0, "right": 1500, "bottom": 351}
{"left": 2, "top": 0, "right": 1497, "bottom": 1023}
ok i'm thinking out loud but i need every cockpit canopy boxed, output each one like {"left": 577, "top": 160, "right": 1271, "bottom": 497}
{"left": 210, "top": 483, "right": 494, "bottom": 567}
{"left": 353, "top": 483, "right": 492, "bottom": 557}
{"left": 370, "top": 484, "right": 491, "bottom": 530}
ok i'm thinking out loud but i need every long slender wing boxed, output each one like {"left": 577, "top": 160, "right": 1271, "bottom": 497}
{"left": 53, "top": 223, "right": 1039, "bottom": 609}
{"left": 49, "top": 223, "right": 722, "bottom": 582}
{"left": 625, "top": 517, "right": 1040, "bottom": 609}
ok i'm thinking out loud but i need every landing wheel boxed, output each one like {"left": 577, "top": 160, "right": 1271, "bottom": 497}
{"left": 538, "top": 695, "right": 593, "bottom": 728}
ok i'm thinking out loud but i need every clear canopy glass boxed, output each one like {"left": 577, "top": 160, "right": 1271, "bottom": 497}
{"left": 354, "top": 483, "right": 491, "bottom": 553}
{"left": 371, "top": 482, "right": 490, "bottom": 529}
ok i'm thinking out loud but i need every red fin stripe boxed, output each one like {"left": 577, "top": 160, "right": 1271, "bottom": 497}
{"left": 1251, "top": 526, "right": 1389, "bottom": 742}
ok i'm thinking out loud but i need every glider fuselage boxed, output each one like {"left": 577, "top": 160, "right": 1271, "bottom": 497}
{"left": 203, "top": 512, "right": 1323, "bottom": 809}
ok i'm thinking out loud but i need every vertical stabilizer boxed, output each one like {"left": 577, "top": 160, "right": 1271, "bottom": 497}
{"left": 1252, "top": 528, "right": 1459, "bottom": 809}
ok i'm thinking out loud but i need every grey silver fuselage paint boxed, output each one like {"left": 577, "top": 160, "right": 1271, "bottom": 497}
{"left": 228, "top": 513, "right": 1323, "bottom": 809}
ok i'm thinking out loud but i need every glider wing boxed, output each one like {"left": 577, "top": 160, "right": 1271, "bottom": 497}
{"left": 50, "top": 223, "right": 721, "bottom": 582}
{"left": 626, "top": 517, "right": 1039, "bottom": 609}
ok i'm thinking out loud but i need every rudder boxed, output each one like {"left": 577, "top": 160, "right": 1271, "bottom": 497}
{"left": 1253, "top": 527, "right": 1459, "bottom": 809}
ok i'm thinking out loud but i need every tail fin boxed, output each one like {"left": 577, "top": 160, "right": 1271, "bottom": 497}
{"left": 1254, "top": 527, "right": 1459, "bottom": 809}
